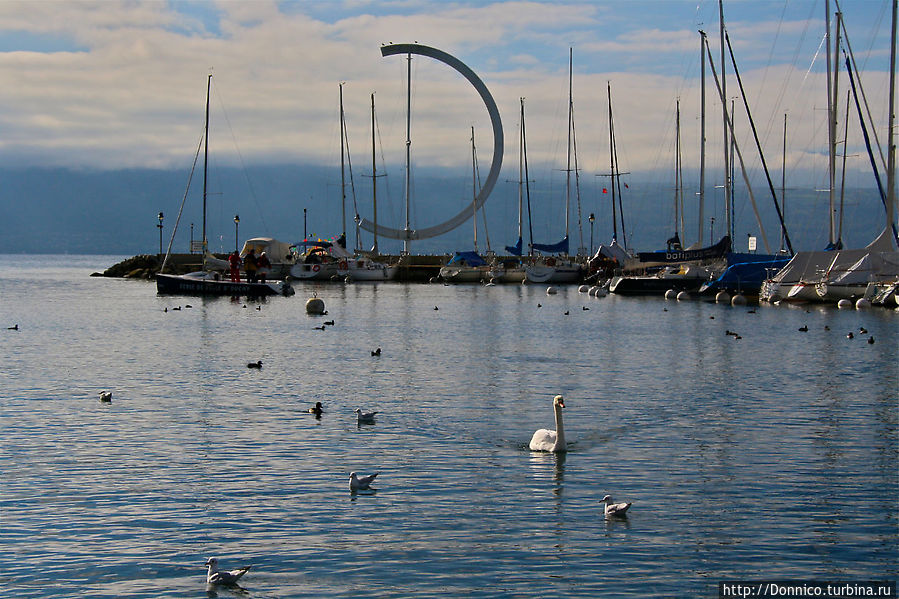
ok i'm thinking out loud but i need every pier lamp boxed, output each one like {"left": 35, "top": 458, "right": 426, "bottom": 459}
{"left": 234, "top": 214, "right": 240, "bottom": 252}
{"left": 157, "top": 212, "right": 164, "bottom": 258}
{"left": 588, "top": 213, "right": 595, "bottom": 255}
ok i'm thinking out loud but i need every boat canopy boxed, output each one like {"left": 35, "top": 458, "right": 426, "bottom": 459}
{"left": 446, "top": 251, "right": 486, "bottom": 267}
{"left": 240, "top": 238, "right": 296, "bottom": 264}
{"left": 505, "top": 237, "right": 523, "bottom": 256}
{"left": 532, "top": 236, "right": 569, "bottom": 255}
{"left": 593, "top": 241, "right": 629, "bottom": 264}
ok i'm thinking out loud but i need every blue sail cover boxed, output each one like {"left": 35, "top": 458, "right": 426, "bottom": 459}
{"left": 446, "top": 251, "right": 486, "bottom": 267}
{"left": 700, "top": 254, "right": 791, "bottom": 295}
{"left": 504, "top": 237, "right": 523, "bottom": 256}
{"left": 532, "top": 236, "right": 569, "bottom": 254}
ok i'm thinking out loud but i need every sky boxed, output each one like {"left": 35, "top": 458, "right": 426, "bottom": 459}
{"left": 0, "top": 0, "right": 896, "bottom": 254}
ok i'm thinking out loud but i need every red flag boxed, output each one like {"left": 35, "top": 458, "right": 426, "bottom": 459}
{"left": 624, "top": 183, "right": 629, "bottom": 189}
{"left": 602, "top": 188, "right": 608, "bottom": 194}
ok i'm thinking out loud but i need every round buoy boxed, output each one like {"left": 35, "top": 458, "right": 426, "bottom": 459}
{"left": 855, "top": 298, "right": 871, "bottom": 310}
{"left": 676, "top": 291, "right": 690, "bottom": 301}
{"left": 305, "top": 296, "right": 326, "bottom": 315}
{"left": 664, "top": 289, "right": 677, "bottom": 300}
{"left": 837, "top": 299, "right": 852, "bottom": 309}
{"left": 594, "top": 286, "right": 608, "bottom": 298}
{"left": 731, "top": 294, "right": 747, "bottom": 306}
{"left": 546, "top": 286, "right": 558, "bottom": 295}
{"left": 578, "top": 285, "right": 589, "bottom": 293}
{"left": 715, "top": 291, "right": 731, "bottom": 304}
{"left": 588, "top": 286, "right": 598, "bottom": 296}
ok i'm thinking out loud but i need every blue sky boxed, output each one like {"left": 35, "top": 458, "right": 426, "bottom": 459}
{"left": 0, "top": 0, "right": 894, "bottom": 180}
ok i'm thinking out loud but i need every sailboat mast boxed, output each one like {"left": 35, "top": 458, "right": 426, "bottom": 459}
{"left": 719, "top": 0, "right": 730, "bottom": 243}
{"left": 371, "top": 93, "right": 379, "bottom": 256}
{"left": 517, "top": 98, "right": 524, "bottom": 247}
{"left": 565, "top": 47, "right": 572, "bottom": 245}
{"left": 699, "top": 30, "right": 707, "bottom": 246}
{"left": 202, "top": 73, "right": 211, "bottom": 254}
{"left": 888, "top": 0, "right": 897, "bottom": 241}
{"left": 523, "top": 98, "right": 534, "bottom": 256}
{"left": 471, "top": 126, "right": 478, "bottom": 253}
{"left": 404, "top": 52, "right": 412, "bottom": 253}
{"left": 608, "top": 81, "right": 618, "bottom": 243}
{"left": 675, "top": 99, "right": 682, "bottom": 243}
{"left": 339, "top": 83, "right": 347, "bottom": 242}
{"left": 781, "top": 112, "right": 787, "bottom": 252}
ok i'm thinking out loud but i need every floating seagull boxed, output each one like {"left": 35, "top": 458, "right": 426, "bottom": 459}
{"left": 601, "top": 495, "right": 632, "bottom": 518}
{"left": 205, "top": 557, "right": 252, "bottom": 586}
{"left": 247, "top": 360, "right": 263, "bottom": 369}
{"left": 98, "top": 391, "right": 112, "bottom": 403}
{"left": 355, "top": 408, "right": 378, "bottom": 424}
{"left": 349, "top": 471, "right": 379, "bottom": 492}
{"left": 308, "top": 401, "right": 323, "bottom": 416}
{"left": 371, "top": 348, "right": 381, "bottom": 356}
{"left": 529, "top": 395, "right": 566, "bottom": 453}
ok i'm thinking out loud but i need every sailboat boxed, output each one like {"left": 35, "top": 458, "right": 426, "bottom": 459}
{"left": 762, "top": 0, "right": 899, "bottom": 304}
{"left": 525, "top": 48, "right": 584, "bottom": 284}
{"left": 156, "top": 74, "right": 294, "bottom": 297}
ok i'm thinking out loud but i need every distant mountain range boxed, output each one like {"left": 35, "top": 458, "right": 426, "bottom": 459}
{"left": 0, "top": 165, "right": 890, "bottom": 256}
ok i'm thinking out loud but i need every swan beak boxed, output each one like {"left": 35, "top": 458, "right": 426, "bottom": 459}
{"left": 558, "top": 399, "right": 565, "bottom": 408}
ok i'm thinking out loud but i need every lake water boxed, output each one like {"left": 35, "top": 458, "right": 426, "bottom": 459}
{"left": 1, "top": 255, "right": 897, "bottom": 598}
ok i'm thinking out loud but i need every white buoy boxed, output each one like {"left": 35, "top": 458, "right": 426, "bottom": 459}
{"left": 664, "top": 289, "right": 677, "bottom": 300}
{"left": 855, "top": 298, "right": 871, "bottom": 310}
{"left": 715, "top": 291, "right": 731, "bottom": 304}
{"left": 731, "top": 294, "right": 747, "bottom": 306}
{"left": 837, "top": 299, "right": 853, "bottom": 309}
{"left": 546, "top": 286, "right": 558, "bottom": 295}
{"left": 578, "top": 285, "right": 589, "bottom": 293}
{"left": 594, "top": 286, "right": 608, "bottom": 298}
{"left": 305, "top": 296, "right": 326, "bottom": 315}
{"left": 676, "top": 291, "right": 690, "bottom": 301}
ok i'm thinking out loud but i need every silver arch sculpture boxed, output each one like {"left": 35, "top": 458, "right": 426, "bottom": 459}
{"left": 357, "top": 43, "right": 504, "bottom": 241}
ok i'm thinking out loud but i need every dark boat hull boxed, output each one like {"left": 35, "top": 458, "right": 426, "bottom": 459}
{"left": 156, "top": 273, "right": 292, "bottom": 296}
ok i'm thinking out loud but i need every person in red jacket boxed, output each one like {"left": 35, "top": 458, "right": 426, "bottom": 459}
{"left": 228, "top": 250, "right": 242, "bottom": 282}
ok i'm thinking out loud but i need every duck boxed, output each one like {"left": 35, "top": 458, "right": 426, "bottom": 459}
{"left": 313, "top": 325, "right": 326, "bottom": 330}
{"left": 308, "top": 401, "right": 323, "bottom": 416}
{"left": 349, "top": 471, "right": 379, "bottom": 492}
{"left": 529, "top": 395, "right": 566, "bottom": 453}
{"left": 98, "top": 390, "right": 112, "bottom": 403}
{"left": 867, "top": 336, "right": 875, "bottom": 345}
{"left": 798, "top": 325, "right": 808, "bottom": 332}
{"left": 859, "top": 327, "right": 868, "bottom": 334}
{"left": 601, "top": 495, "right": 632, "bottom": 518}
{"left": 247, "top": 360, "right": 263, "bottom": 369}
{"left": 7, "top": 324, "right": 18, "bottom": 330}
{"left": 847, "top": 332, "right": 854, "bottom": 339}
{"left": 371, "top": 348, "right": 381, "bottom": 356}
{"left": 205, "top": 557, "right": 252, "bottom": 586}
{"left": 355, "top": 408, "right": 378, "bottom": 424}
{"left": 324, "top": 320, "right": 335, "bottom": 326}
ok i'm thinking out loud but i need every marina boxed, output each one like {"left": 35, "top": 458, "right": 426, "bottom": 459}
{"left": 1, "top": 254, "right": 897, "bottom": 597}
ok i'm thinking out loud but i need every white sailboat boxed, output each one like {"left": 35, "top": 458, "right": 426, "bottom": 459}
{"left": 526, "top": 48, "right": 583, "bottom": 284}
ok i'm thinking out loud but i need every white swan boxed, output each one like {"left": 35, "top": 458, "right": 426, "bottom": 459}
{"left": 529, "top": 395, "right": 566, "bottom": 452}
{"left": 601, "top": 495, "right": 632, "bottom": 518}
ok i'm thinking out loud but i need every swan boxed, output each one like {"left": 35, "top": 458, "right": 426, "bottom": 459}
{"left": 601, "top": 495, "right": 632, "bottom": 518}
{"left": 529, "top": 395, "right": 566, "bottom": 453}
{"left": 349, "top": 471, "right": 379, "bottom": 492}
{"left": 205, "top": 557, "right": 252, "bottom": 585}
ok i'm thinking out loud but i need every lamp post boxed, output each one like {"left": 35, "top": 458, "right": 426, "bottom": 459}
{"left": 234, "top": 214, "right": 240, "bottom": 252}
{"left": 710, "top": 217, "right": 715, "bottom": 242}
{"left": 157, "top": 212, "right": 164, "bottom": 258}
{"left": 588, "top": 212, "right": 595, "bottom": 256}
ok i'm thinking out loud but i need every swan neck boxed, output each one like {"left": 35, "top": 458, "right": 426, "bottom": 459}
{"left": 553, "top": 401, "right": 566, "bottom": 450}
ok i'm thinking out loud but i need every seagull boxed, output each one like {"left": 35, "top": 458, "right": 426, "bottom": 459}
{"left": 601, "top": 495, "right": 632, "bottom": 518}
{"left": 98, "top": 391, "right": 112, "bottom": 403}
{"left": 247, "top": 360, "right": 263, "bottom": 369}
{"left": 308, "top": 401, "right": 323, "bottom": 416}
{"left": 349, "top": 471, "right": 379, "bottom": 492}
{"left": 205, "top": 557, "right": 252, "bottom": 586}
{"left": 355, "top": 408, "right": 378, "bottom": 424}
{"left": 371, "top": 348, "right": 381, "bottom": 356}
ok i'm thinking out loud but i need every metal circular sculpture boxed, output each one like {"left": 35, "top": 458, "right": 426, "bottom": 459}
{"left": 357, "top": 43, "right": 504, "bottom": 241}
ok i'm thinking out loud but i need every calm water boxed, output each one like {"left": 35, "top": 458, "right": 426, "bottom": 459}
{"left": 1, "top": 255, "right": 897, "bottom": 598}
